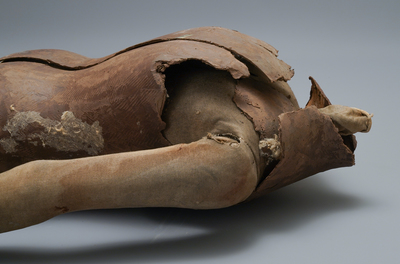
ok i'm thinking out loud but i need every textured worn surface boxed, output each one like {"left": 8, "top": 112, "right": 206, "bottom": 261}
{"left": 0, "top": 27, "right": 297, "bottom": 106}
{"left": 0, "top": 33, "right": 255, "bottom": 172}
{"left": 0, "top": 27, "right": 293, "bottom": 82}
{"left": 0, "top": 27, "right": 300, "bottom": 173}
{"left": 0, "top": 67, "right": 262, "bottom": 233}
{"left": 306, "top": 77, "right": 357, "bottom": 152}
{"left": 0, "top": 110, "right": 104, "bottom": 155}
{"left": 249, "top": 106, "right": 355, "bottom": 199}
{"left": 0, "top": 27, "right": 365, "bottom": 232}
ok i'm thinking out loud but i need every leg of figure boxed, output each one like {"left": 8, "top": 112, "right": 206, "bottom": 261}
{"left": 0, "top": 134, "right": 258, "bottom": 233}
{"left": 318, "top": 105, "right": 373, "bottom": 136}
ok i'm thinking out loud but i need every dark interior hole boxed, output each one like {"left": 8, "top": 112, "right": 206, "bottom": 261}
{"left": 163, "top": 60, "right": 215, "bottom": 95}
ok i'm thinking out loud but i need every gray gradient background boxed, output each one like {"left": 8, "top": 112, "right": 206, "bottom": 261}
{"left": 0, "top": 0, "right": 399, "bottom": 263}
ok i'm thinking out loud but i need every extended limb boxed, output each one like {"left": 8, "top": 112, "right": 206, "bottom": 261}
{"left": 318, "top": 105, "right": 373, "bottom": 136}
{"left": 0, "top": 64, "right": 263, "bottom": 233}
{"left": 0, "top": 135, "right": 258, "bottom": 233}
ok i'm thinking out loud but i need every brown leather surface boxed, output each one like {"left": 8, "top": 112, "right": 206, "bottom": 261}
{"left": 0, "top": 27, "right": 358, "bottom": 199}
{"left": 248, "top": 106, "right": 355, "bottom": 199}
{"left": 0, "top": 38, "right": 250, "bottom": 172}
{"left": 0, "top": 27, "right": 293, "bottom": 83}
{"left": 234, "top": 77, "right": 296, "bottom": 140}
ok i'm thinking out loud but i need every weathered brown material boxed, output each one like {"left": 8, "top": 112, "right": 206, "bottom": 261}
{"left": 0, "top": 38, "right": 250, "bottom": 171}
{"left": 0, "top": 27, "right": 372, "bottom": 233}
{"left": 248, "top": 106, "right": 355, "bottom": 199}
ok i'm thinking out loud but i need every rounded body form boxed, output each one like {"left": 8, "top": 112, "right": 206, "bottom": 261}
{"left": 0, "top": 27, "right": 369, "bottom": 233}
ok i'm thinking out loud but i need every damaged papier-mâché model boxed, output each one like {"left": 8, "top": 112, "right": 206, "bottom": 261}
{"left": 0, "top": 27, "right": 372, "bottom": 233}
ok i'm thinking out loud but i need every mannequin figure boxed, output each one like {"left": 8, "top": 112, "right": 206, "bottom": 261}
{"left": 0, "top": 27, "right": 372, "bottom": 233}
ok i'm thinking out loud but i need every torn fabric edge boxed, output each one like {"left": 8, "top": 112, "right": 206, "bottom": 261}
{"left": 1, "top": 27, "right": 298, "bottom": 110}
{"left": 246, "top": 86, "right": 357, "bottom": 200}
{"left": 0, "top": 27, "right": 293, "bottom": 82}
{"left": 240, "top": 77, "right": 357, "bottom": 199}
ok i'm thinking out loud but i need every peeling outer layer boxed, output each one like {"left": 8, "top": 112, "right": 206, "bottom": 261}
{"left": 247, "top": 106, "right": 355, "bottom": 200}
{"left": 232, "top": 76, "right": 299, "bottom": 182}
{"left": 233, "top": 77, "right": 297, "bottom": 141}
{"left": 0, "top": 29, "right": 257, "bottom": 172}
{"left": 233, "top": 75, "right": 357, "bottom": 194}
{"left": 0, "top": 27, "right": 297, "bottom": 107}
{"left": 306, "top": 77, "right": 357, "bottom": 152}
{"left": 151, "top": 40, "right": 250, "bottom": 84}
{"left": 244, "top": 78, "right": 359, "bottom": 200}
{"left": 0, "top": 26, "right": 367, "bottom": 207}
{"left": 0, "top": 27, "right": 292, "bottom": 82}
{"left": 306, "top": 76, "right": 332, "bottom": 108}
{"left": 243, "top": 77, "right": 357, "bottom": 199}
{"left": 151, "top": 27, "right": 295, "bottom": 82}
